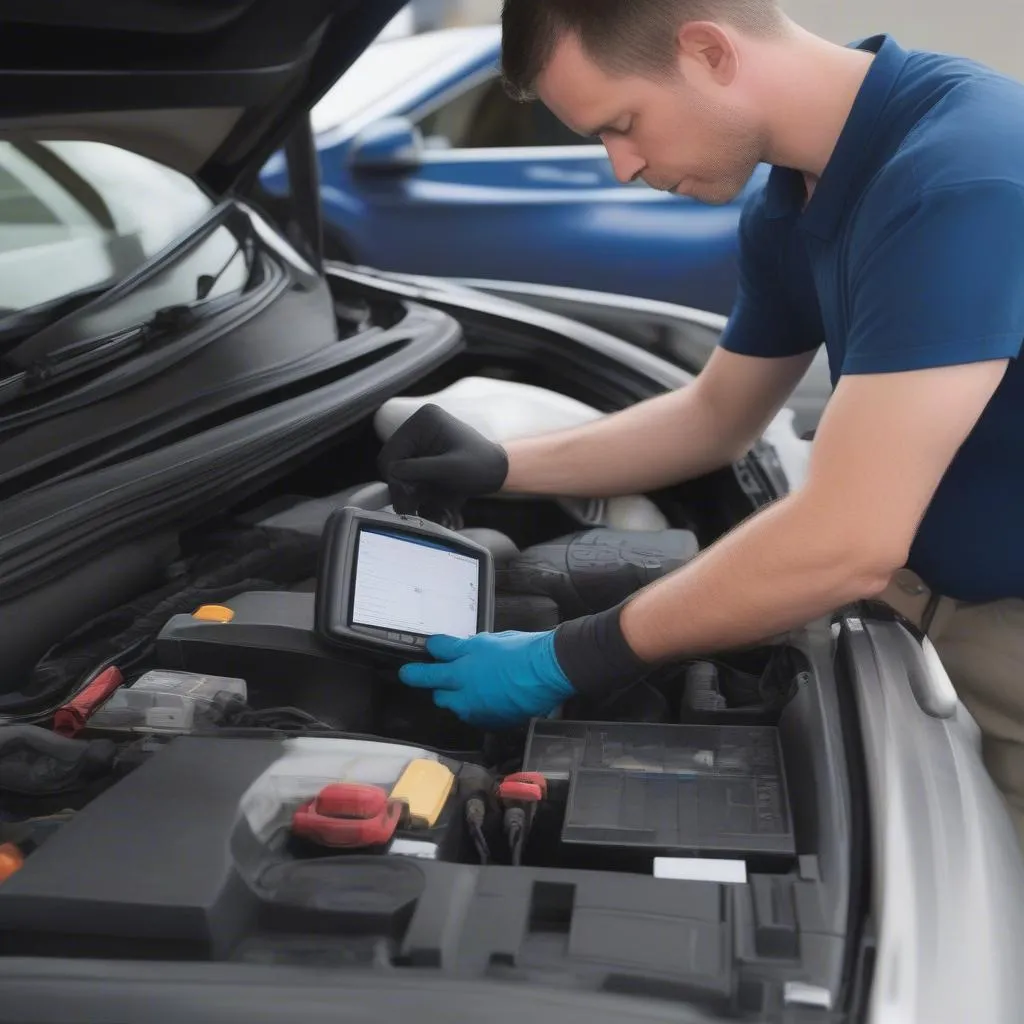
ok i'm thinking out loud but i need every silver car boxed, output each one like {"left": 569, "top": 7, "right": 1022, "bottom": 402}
{"left": 0, "top": 4, "right": 1019, "bottom": 1024}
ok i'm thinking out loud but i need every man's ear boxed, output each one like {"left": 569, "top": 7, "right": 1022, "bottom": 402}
{"left": 676, "top": 21, "right": 740, "bottom": 86}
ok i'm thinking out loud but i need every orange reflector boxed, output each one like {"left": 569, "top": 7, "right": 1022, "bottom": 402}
{"left": 192, "top": 605, "right": 235, "bottom": 623}
{"left": 0, "top": 844, "right": 24, "bottom": 884}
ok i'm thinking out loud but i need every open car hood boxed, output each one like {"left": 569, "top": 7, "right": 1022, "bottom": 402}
{"left": 0, "top": 0, "right": 406, "bottom": 192}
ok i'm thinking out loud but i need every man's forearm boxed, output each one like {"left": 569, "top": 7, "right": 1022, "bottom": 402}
{"left": 619, "top": 492, "right": 897, "bottom": 660}
{"left": 502, "top": 386, "right": 744, "bottom": 498}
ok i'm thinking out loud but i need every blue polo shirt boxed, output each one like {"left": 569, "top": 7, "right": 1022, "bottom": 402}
{"left": 721, "top": 35, "right": 1024, "bottom": 602}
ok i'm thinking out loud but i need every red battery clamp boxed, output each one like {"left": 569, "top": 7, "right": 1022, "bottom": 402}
{"left": 292, "top": 783, "right": 403, "bottom": 849}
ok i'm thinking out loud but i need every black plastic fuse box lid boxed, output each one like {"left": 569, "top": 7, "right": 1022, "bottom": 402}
{"left": 524, "top": 721, "right": 795, "bottom": 864}
{"left": 0, "top": 736, "right": 283, "bottom": 957}
{"left": 0, "top": 737, "right": 437, "bottom": 957}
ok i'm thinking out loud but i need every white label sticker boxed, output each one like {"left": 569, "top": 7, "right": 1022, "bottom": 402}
{"left": 389, "top": 839, "right": 439, "bottom": 860}
{"left": 653, "top": 857, "right": 747, "bottom": 884}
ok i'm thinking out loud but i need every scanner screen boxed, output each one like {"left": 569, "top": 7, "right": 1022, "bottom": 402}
{"left": 351, "top": 529, "right": 480, "bottom": 639}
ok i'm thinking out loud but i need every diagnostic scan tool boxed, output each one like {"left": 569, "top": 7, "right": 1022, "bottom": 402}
{"left": 315, "top": 507, "right": 495, "bottom": 657}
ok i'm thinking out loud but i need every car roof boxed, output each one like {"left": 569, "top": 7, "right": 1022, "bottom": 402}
{"left": 310, "top": 25, "right": 501, "bottom": 139}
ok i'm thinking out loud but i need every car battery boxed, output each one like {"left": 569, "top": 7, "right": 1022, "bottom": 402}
{"left": 0, "top": 737, "right": 484, "bottom": 959}
{"left": 287, "top": 756, "right": 470, "bottom": 863}
{"left": 522, "top": 720, "right": 796, "bottom": 871}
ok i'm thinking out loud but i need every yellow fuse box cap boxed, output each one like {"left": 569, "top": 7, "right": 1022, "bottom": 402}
{"left": 192, "top": 605, "right": 235, "bottom": 623}
{"left": 390, "top": 759, "right": 455, "bottom": 828}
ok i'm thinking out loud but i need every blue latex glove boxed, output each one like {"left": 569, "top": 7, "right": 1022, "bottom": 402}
{"left": 398, "top": 631, "right": 576, "bottom": 728}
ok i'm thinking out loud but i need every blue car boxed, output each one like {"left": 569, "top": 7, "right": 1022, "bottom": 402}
{"left": 260, "top": 26, "right": 768, "bottom": 315}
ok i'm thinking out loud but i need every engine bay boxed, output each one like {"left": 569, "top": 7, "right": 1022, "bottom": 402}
{"left": 0, "top": 379, "right": 856, "bottom": 1020}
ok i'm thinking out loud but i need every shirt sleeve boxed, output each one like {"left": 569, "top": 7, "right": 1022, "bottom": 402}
{"left": 718, "top": 190, "right": 823, "bottom": 359}
{"left": 842, "top": 182, "right": 1024, "bottom": 375}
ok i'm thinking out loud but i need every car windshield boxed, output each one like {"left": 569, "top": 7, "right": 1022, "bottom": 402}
{"left": 310, "top": 30, "right": 490, "bottom": 134}
{"left": 0, "top": 140, "right": 216, "bottom": 318}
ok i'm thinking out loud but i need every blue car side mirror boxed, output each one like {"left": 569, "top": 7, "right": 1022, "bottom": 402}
{"left": 349, "top": 117, "right": 424, "bottom": 173}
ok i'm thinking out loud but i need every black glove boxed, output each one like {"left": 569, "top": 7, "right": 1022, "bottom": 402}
{"left": 378, "top": 404, "right": 509, "bottom": 515}
{"left": 554, "top": 601, "right": 652, "bottom": 698}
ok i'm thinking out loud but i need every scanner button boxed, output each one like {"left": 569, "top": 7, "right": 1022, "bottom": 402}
{"left": 400, "top": 634, "right": 415, "bottom": 644}
{"left": 387, "top": 632, "right": 402, "bottom": 642}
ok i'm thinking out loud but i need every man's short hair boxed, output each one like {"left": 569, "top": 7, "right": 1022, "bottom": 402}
{"left": 501, "top": 0, "right": 783, "bottom": 100}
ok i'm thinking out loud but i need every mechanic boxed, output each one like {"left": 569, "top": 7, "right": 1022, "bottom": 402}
{"left": 379, "top": 0, "right": 1024, "bottom": 845}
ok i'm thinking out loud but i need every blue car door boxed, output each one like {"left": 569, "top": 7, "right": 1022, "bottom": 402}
{"left": 342, "top": 74, "right": 753, "bottom": 314}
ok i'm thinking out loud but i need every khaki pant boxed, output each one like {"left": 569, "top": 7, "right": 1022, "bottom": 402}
{"left": 880, "top": 569, "right": 1024, "bottom": 849}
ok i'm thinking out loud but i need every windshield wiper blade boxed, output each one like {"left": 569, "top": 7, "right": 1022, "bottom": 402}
{"left": 28, "top": 323, "right": 150, "bottom": 384}
{"left": 0, "top": 305, "right": 201, "bottom": 411}
{"left": 35, "top": 304, "right": 203, "bottom": 381}
{"left": 0, "top": 215, "right": 257, "bottom": 416}
{"left": 2, "top": 203, "right": 252, "bottom": 366}
{"left": 0, "top": 283, "right": 120, "bottom": 354}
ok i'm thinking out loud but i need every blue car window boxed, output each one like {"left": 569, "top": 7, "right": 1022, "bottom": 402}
{"left": 418, "top": 78, "right": 590, "bottom": 150}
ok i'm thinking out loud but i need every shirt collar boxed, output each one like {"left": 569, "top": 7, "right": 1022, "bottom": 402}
{"left": 763, "top": 34, "right": 910, "bottom": 238}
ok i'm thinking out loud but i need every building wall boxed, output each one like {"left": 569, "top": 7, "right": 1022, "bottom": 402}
{"left": 770, "top": 1, "right": 1022, "bottom": 79}
{"left": 432, "top": 0, "right": 1024, "bottom": 80}
{"left": 438, "top": 0, "right": 501, "bottom": 28}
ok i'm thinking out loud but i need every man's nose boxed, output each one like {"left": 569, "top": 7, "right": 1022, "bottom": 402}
{"left": 603, "top": 139, "right": 645, "bottom": 185}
